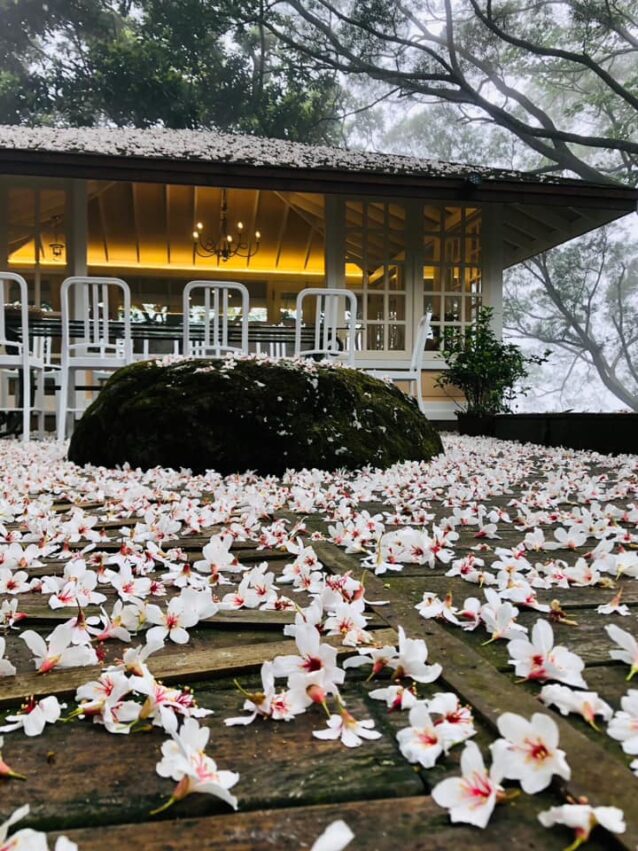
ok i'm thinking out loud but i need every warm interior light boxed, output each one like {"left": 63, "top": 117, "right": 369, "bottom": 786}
{"left": 192, "top": 231, "right": 199, "bottom": 240}
{"left": 196, "top": 222, "right": 204, "bottom": 230}
{"left": 237, "top": 221, "right": 244, "bottom": 230}
{"left": 255, "top": 230, "right": 261, "bottom": 240}
{"left": 227, "top": 234, "right": 233, "bottom": 242}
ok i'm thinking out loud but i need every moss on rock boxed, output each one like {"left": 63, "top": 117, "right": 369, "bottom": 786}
{"left": 68, "top": 357, "right": 443, "bottom": 474}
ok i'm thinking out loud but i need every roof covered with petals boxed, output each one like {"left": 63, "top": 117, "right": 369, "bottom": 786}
{"left": 0, "top": 124, "right": 626, "bottom": 188}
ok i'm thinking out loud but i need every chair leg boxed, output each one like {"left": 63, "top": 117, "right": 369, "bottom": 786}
{"left": 415, "top": 373, "right": 425, "bottom": 415}
{"left": 36, "top": 369, "right": 45, "bottom": 438}
{"left": 57, "top": 365, "right": 69, "bottom": 442}
{"left": 22, "top": 365, "right": 31, "bottom": 443}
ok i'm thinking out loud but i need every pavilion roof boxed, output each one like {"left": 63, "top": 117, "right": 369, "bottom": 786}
{"left": 0, "top": 124, "right": 632, "bottom": 191}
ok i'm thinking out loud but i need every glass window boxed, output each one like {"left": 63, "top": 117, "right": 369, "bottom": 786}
{"left": 345, "top": 201, "right": 408, "bottom": 355}
{"left": 422, "top": 206, "right": 482, "bottom": 351}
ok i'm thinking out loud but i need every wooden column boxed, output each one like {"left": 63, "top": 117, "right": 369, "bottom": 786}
{"left": 323, "top": 195, "right": 345, "bottom": 289}
{"left": 481, "top": 203, "right": 504, "bottom": 337}
{"left": 404, "top": 198, "right": 422, "bottom": 356}
{"left": 66, "top": 179, "right": 88, "bottom": 279}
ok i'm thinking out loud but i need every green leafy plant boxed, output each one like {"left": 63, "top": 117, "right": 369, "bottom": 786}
{"left": 436, "top": 307, "right": 549, "bottom": 415}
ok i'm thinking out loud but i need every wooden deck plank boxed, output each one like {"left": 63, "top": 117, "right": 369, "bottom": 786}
{"left": 0, "top": 628, "right": 397, "bottom": 707}
{"left": 383, "top": 573, "right": 638, "bottom": 609}
{"left": 49, "top": 794, "right": 615, "bottom": 851}
{"left": 4, "top": 683, "right": 421, "bottom": 832}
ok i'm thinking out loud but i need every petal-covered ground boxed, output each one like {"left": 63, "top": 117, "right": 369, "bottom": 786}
{"left": 0, "top": 435, "right": 636, "bottom": 850}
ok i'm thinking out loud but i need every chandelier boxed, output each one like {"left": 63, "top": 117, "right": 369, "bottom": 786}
{"left": 192, "top": 189, "right": 261, "bottom": 261}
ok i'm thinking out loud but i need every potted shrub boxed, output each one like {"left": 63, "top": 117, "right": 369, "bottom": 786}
{"left": 436, "top": 307, "right": 548, "bottom": 436}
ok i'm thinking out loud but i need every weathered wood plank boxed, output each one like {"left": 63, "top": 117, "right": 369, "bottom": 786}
{"left": 383, "top": 573, "right": 638, "bottom": 609}
{"left": 0, "top": 628, "right": 397, "bottom": 707}
{"left": 48, "top": 794, "right": 616, "bottom": 851}
{"left": 4, "top": 683, "right": 421, "bottom": 832}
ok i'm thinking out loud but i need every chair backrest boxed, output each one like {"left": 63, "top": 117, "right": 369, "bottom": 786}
{"left": 60, "top": 276, "right": 132, "bottom": 362}
{"left": 409, "top": 311, "right": 433, "bottom": 375}
{"left": 0, "top": 272, "right": 29, "bottom": 358}
{"left": 32, "top": 335, "right": 53, "bottom": 365}
{"left": 182, "top": 281, "right": 249, "bottom": 358}
{"left": 294, "top": 288, "right": 358, "bottom": 367}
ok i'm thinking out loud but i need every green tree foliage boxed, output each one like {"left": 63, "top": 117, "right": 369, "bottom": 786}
{"left": 436, "top": 307, "right": 549, "bottom": 414}
{"left": 0, "top": 0, "right": 344, "bottom": 142}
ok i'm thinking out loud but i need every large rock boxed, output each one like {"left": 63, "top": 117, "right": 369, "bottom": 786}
{"left": 68, "top": 357, "right": 443, "bottom": 474}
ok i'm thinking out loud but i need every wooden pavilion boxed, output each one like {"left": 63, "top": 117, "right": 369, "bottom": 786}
{"left": 0, "top": 126, "right": 636, "bottom": 418}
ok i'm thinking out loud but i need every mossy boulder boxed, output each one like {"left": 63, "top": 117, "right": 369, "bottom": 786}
{"left": 68, "top": 357, "right": 443, "bottom": 474}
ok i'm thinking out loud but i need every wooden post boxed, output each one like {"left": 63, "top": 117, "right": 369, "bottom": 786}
{"left": 64, "top": 179, "right": 89, "bottom": 424}
{"left": 66, "top": 179, "right": 88, "bottom": 278}
{"left": 34, "top": 189, "right": 41, "bottom": 307}
{"left": 323, "top": 195, "right": 345, "bottom": 290}
{"left": 323, "top": 194, "right": 347, "bottom": 345}
{"left": 481, "top": 203, "right": 504, "bottom": 337}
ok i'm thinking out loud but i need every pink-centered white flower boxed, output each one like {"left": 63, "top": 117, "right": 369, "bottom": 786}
{"left": 342, "top": 643, "right": 398, "bottom": 678}
{"left": 131, "top": 671, "right": 212, "bottom": 730}
{"left": 0, "top": 637, "right": 16, "bottom": 677}
{"left": 20, "top": 625, "right": 98, "bottom": 674}
{"left": 0, "top": 804, "right": 78, "bottom": 851}
{"left": 480, "top": 590, "right": 526, "bottom": 643}
{"left": 431, "top": 740, "right": 505, "bottom": 829}
{"left": 75, "top": 671, "right": 132, "bottom": 716}
{"left": 313, "top": 705, "right": 381, "bottom": 749}
{"left": 86, "top": 601, "right": 133, "bottom": 642}
{"left": 0, "top": 695, "right": 62, "bottom": 737}
{"left": 538, "top": 804, "right": 625, "bottom": 850}
{"left": 396, "top": 702, "right": 446, "bottom": 768}
{"left": 109, "top": 563, "right": 152, "bottom": 601}
{"left": 0, "top": 568, "right": 30, "bottom": 595}
{"left": 193, "top": 535, "right": 241, "bottom": 577}
{"left": 145, "top": 597, "right": 199, "bottom": 644}
{"left": 225, "top": 661, "right": 306, "bottom": 726}
{"left": 368, "top": 684, "right": 417, "bottom": 712}
{"left": 272, "top": 623, "right": 345, "bottom": 690}
{"left": 605, "top": 624, "right": 638, "bottom": 680}
{"left": 0, "top": 599, "right": 27, "bottom": 630}
{"left": 607, "top": 689, "right": 638, "bottom": 754}
{"left": 507, "top": 619, "right": 587, "bottom": 687}
{"left": 415, "top": 592, "right": 460, "bottom": 625}
{"left": 390, "top": 626, "right": 442, "bottom": 684}
{"left": 494, "top": 711, "right": 571, "bottom": 793}
{"left": 596, "top": 590, "right": 630, "bottom": 616}
{"left": 427, "top": 692, "right": 476, "bottom": 746}
{"left": 539, "top": 684, "right": 613, "bottom": 730}
{"left": 154, "top": 717, "right": 239, "bottom": 813}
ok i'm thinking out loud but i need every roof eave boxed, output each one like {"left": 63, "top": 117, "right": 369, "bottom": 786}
{"left": 0, "top": 148, "right": 636, "bottom": 211}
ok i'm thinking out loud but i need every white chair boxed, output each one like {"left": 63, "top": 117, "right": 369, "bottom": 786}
{"left": 294, "top": 287, "right": 358, "bottom": 366}
{"left": 0, "top": 272, "right": 45, "bottom": 442}
{"left": 182, "top": 281, "right": 249, "bottom": 358}
{"left": 364, "top": 312, "right": 433, "bottom": 414}
{"left": 57, "top": 276, "right": 133, "bottom": 441}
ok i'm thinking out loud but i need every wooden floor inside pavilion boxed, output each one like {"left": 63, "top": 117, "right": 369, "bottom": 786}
{"left": 0, "top": 434, "right": 637, "bottom": 850}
